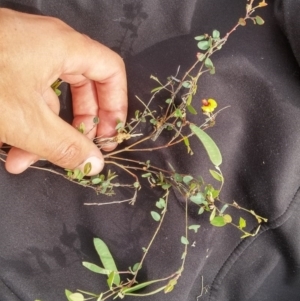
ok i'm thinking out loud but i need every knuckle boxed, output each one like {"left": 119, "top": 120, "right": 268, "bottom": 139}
{"left": 52, "top": 141, "right": 82, "bottom": 168}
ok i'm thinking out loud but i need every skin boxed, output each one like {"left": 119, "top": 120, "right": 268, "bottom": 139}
{"left": 0, "top": 8, "right": 127, "bottom": 175}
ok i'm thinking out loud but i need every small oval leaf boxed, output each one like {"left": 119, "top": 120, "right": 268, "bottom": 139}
{"left": 151, "top": 211, "right": 161, "bottom": 222}
{"left": 204, "top": 57, "right": 214, "bottom": 69}
{"left": 183, "top": 175, "right": 193, "bottom": 184}
{"left": 190, "top": 193, "right": 205, "bottom": 205}
{"left": 210, "top": 216, "right": 226, "bottom": 227}
{"left": 197, "top": 40, "right": 210, "bottom": 50}
{"left": 69, "top": 293, "right": 84, "bottom": 301}
{"left": 209, "top": 169, "right": 223, "bottom": 182}
{"left": 194, "top": 35, "right": 206, "bottom": 41}
{"left": 239, "top": 217, "right": 247, "bottom": 229}
{"left": 132, "top": 262, "right": 142, "bottom": 272}
{"left": 181, "top": 236, "right": 189, "bottom": 245}
{"left": 223, "top": 214, "right": 232, "bottom": 223}
{"left": 255, "top": 15, "right": 265, "bottom": 25}
{"left": 212, "top": 30, "right": 220, "bottom": 39}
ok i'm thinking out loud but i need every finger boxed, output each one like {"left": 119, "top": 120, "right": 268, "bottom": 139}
{"left": 61, "top": 36, "right": 128, "bottom": 148}
{"left": 5, "top": 148, "right": 39, "bottom": 174}
{"left": 62, "top": 74, "right": 98, "bottom": 139}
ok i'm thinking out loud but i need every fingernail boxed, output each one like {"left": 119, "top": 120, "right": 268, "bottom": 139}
{"left": 77, "top": 156, "right": 104, "bottom": 176}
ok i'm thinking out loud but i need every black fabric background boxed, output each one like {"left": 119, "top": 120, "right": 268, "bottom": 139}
{"left": 0, "top": 0, "right": 300, "bottom": 300}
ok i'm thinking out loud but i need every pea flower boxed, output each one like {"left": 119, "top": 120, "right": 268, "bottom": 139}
{"left": 201, "top": 98, "right": 218, "bottom": 113}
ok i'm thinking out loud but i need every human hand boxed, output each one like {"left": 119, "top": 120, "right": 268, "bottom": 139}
{"left": 0, "top": 8, "right": 127, "bottom": 175}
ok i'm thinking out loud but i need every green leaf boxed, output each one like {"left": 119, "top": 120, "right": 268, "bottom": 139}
{"left": 55, "top": 89, "right": 61, "bottom": 96}
{"left": 92, "top": 177, "right": 102, "bottom": 185}
{"left": 133, "top": 181, "right": 140, "bottom": 188}
{"left": 141, "top": 173, "right": 152, "bottom": 178}
{"left": 190, "top": 193, "right": 205, "bottom": 205}
{"left": 187, "top": 94, "right": 193, "bottom": 105}
{"left": 198, "top": 207, "right": 205, "bottom": 215}
{"left": 183, "top": 137, "right": 190, "bottom": 147}
{"left": 151, "top": 86, "right": 162, "bottom": 93}
{"left": 187, "top": 105, "right": 197, "bottom": 115}
{"left": 209, "top": 207, "right": 217, "bottom": 221}
{"left": 190, "top": 124, "right": 222, "bottom": 166}
{"left": 255, "top": 15, "right": 265, "bottom": 25}
{"left": 165, "top": 98, "right": 172, "bottom": 104}
{"left": 132, "top": 262, "right": 142, "bottom": 272}
{"left": 210, "top": 216, "right": 226, "bottom": 227}
{"left": 211, "top": 189, "right": 220, "bottom": 198}
{"left": 223, "top": 214, "right": 232, "bottom": 223}
{"left": 68, "top": 293, "right": 84, "bottom": 301}
{"left": 82, "top": 262, "right": 111, "bottom": 275}
{"left": 174, "top": 173, "right": 183, "bottom": 182}
{"left": 150, "top": 118, "right": 157, "bottom": 125}
{"left": 188, "top": 225, "right": 201, "bottom": 233}
{"left": 162, "top": 183, "right": 171, "bottom": 190}
{"left": 115, "top": 121, "right": 124, "bottom": 131}
{"left": 78, "top": 122, "right": 85, "bottom": 134}
{"left": 84, "top": 162, "right": 92, "bottom": 175}
{"left": 151, "top": 211, "right": 161, "bottom": 222}
{"left": 239, "top": 217, "right": 247, "bottom": 229}
{"left": 156, "top": 198, "right": 166, "bottom": 209}
{"left": 182, "top": 81, "right": 191, "bottom": 88}
{"left": 209, "top": 67, "right": 216, "bottom": 75}
{"left": 194, "top": 35, "right": 206, "bottom": 41}
{"left": 181, "top": 236, "right": 189, "bottom": 245}
{"left": 79, "top": 180, "right": 90, "bottom": 185}
{"left": 93, "top": 238, "right": 120, "bottom": 286}
{"left": 209, "top": 169, "right": 223, "bottom": 182}
{"left": 174, "top": 109, "right": 183, "bottom": 118}
{"left": 212, "top": 30, "right": 220, "bottom": 39}
{"left": 73, "top": 169, "right": 84, "bottom": 181}
{"left": 183, "top": 175, "right": 193, "bottom": 184}
{"left": 197, "top": 40, "right": 210, "bottom": 50}
{"left": 164, "top": 283, "right": 175, "bottom": 293}
{"left": 205, "top": 57, "right": 214, "bottom": 70}
{"left": 107, "top": 271, "right": 117, "bottom": 289}
{"left": 65, "top": 289, "right": 73, "bottom": 300}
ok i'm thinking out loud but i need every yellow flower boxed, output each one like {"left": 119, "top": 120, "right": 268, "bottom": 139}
{"left": 201, "top": 98, "right": 218, "bottom": 113}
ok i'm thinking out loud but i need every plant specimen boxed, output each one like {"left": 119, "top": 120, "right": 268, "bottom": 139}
{"left": 0, "top": 1, "right": 268, "bottom": 300}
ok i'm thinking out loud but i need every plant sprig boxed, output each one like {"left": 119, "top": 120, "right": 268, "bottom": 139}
{"left": 2, "top": 1, "right": 269, "bottom": 300}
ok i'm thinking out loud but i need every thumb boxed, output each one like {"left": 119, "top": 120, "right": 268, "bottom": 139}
{"left": 4, "top": 92, "right": 104, "bottom": 176}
